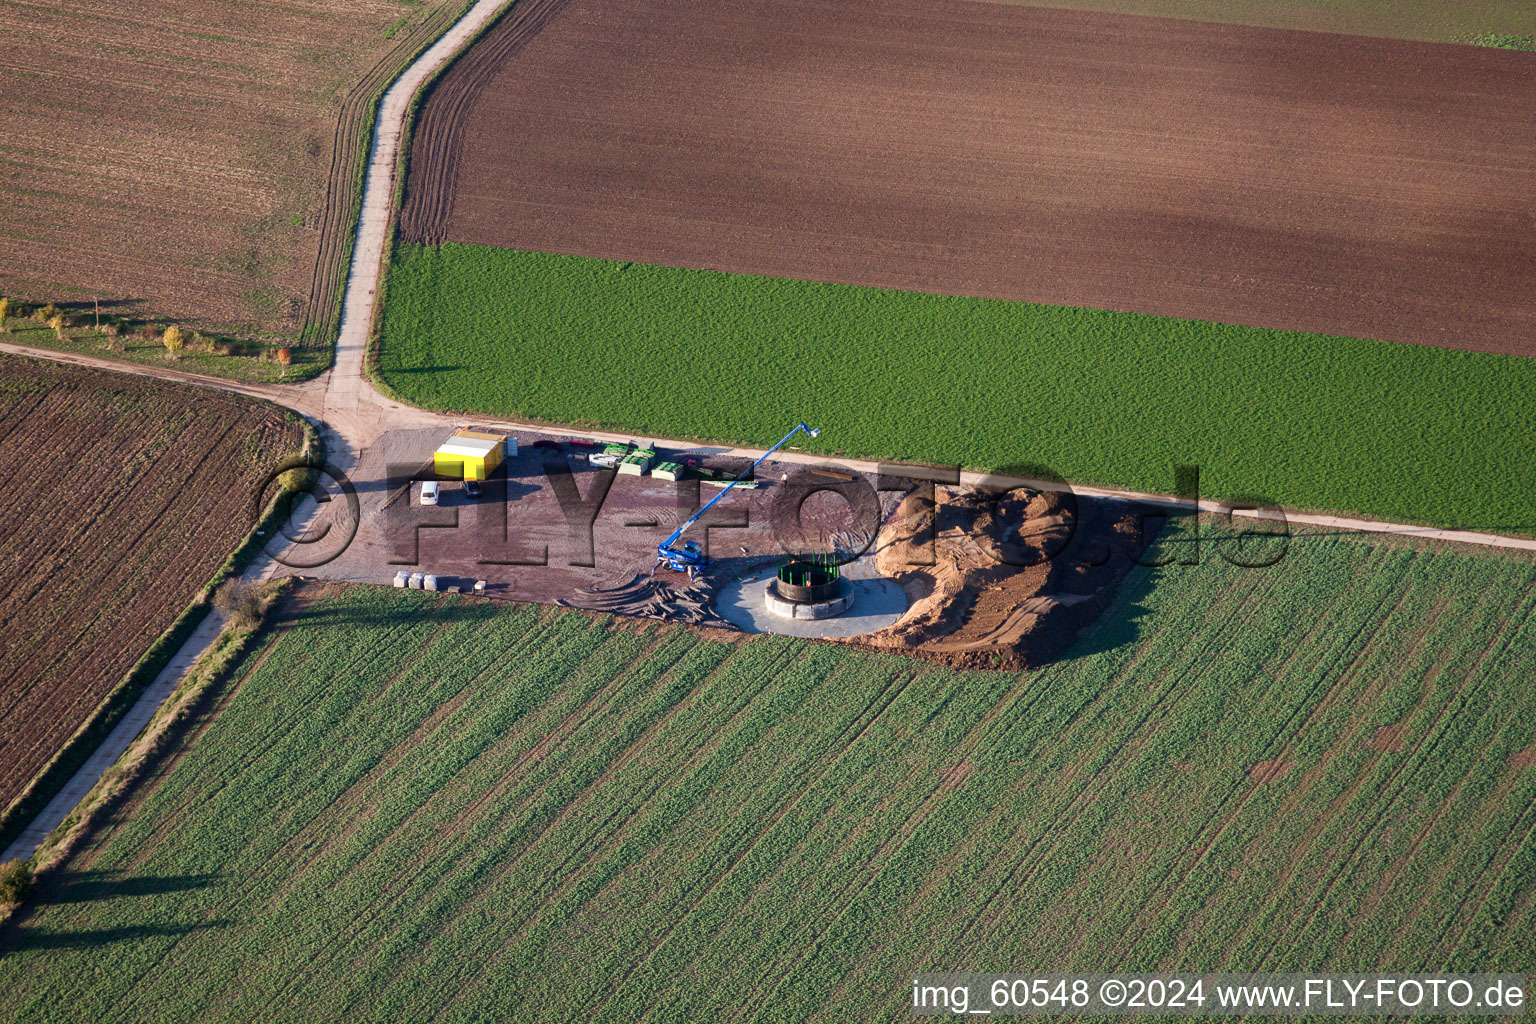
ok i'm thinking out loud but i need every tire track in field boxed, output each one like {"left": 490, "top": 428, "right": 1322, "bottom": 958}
{"left": 156, "top": 612, "right": 558, "bottom": 1023}
{"left": 1437, "top": 805, "right": 1536, "bottom": 968}
{"left": 243, "top": 614, "right": 583, "bottom": 1018}
{"left": 756, "top": 573, "right": 1243, "bottom": 1019}
{"left": 1420, "top": 590, "right": 1536, "bottom": 967}
{"left": 783, "top": 659, "right": 1125, "bottom": 1017}
{"left": 109, "top": 629, "right": 290, "bottom": 878}
{"left": 100, "top": 611, "right": 468, "bottom": 1024}
{"left": 400, "top": 639, "right": 783, "bottom": 1020}
{"left": 304, "top": 629, "right": 717, "bottom": 1017}
{"left": 940, "top": 565, "right": 1290, "bottom": 963}
{"left": 432, "top": 645, "right": 801, "bottom": 973}
{"left": 587, "top": 667, "right": 923, "bottom": 1019}
{"left": 297, "top": 0, "right": 473, "bottom": 348}
{"left": 1255, "top": 583, "right": 1536, "bottom": 971}
{"left": 398, "top": 0, "right": 575, "bottom": 246}
{"left": 0, "top": 410, "right": 244, "bottom": 804}
{"left": 1119, "top": 553, "right": 1420, "bottom": 960}
{"left": 1212, "top": 593, "right": 1459, "bottom": 965}
{"left": 95, "top": 605, "right": 434, "bottom": 877}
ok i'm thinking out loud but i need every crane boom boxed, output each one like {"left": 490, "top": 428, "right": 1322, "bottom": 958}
{"left": 655, "top": 422, "right": 820, "bottom": 576}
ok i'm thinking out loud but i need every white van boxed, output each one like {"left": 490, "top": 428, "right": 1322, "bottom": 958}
{"left": 420, "top": 481, "right": 440, "bottom": 506}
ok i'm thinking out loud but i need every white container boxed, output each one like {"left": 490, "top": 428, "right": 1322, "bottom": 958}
{"left": 473, "top": 580, "right": 486, "bottom": 595}
{"left": 393, "top": 570, "right": 409, "bottom": 588}
{"left": 408, "top": 572, "right": 424, "bottom": 590}
{"left": 423, "top": 574, "right": 438, "bottom": 592}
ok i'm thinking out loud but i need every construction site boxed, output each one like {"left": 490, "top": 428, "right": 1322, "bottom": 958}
{"left": 291, "top": 420, "right": 1171, "bottom": 670}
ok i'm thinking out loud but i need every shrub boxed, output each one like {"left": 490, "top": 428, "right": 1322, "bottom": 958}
{"left": 0, "top": 296, "right": 9, "bottom": 327}
{"left": 0, "top": 859, "right": 32, "bottom": 905}
{"left": 140, "top": 323, "right": 159, "bottom": 341}
{"left": 32, "top": 303, "right": 58, "bottom": 324}
{"left": 162, "top": 324, "right": 183, "bottom": 359}
{"left": 48, "top": 313, "right": 66, "bottom": 340}
{"left": 213, "top": 580, "right": 264, "bottom": 631}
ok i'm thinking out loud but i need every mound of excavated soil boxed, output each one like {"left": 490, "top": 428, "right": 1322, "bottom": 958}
{"left": 849, "top": 486, "right": 1151, "bottom": 670}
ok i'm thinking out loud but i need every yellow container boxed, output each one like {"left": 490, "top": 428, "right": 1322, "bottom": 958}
{"left": 433, "top": 428, "right": 506, "bottom": 481}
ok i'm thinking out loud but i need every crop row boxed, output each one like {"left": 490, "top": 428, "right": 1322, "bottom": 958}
{"left": 377, "top": 243, "right": 1536, "bottom": 534}
{"left": 1, "top": 541, "right": 1533, "bottom": 1021}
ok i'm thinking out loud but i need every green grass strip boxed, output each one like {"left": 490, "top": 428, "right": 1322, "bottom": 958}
{"left": 378, "top": 242, "right": 1536, "bottom": 533}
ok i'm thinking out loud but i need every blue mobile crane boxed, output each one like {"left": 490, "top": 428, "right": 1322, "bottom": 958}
{"left": 654, "top": 422, "right": 821, "bottom": 578}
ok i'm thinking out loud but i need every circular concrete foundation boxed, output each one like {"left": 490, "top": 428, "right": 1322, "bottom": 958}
{"left": 714, "top": 557, "right": 907, "bottom": 638}
{"left": 763, "top": 579, "right": 850, "bottom": 621}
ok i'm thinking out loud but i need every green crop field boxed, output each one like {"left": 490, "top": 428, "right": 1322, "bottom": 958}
{"left": 974, "top": 0, "right": 1536, "bottom": 45}
{"left": 3, "top": 532, "right": 1535, "bottom": 1021}
{"left": 377, "top": 243, "right": 1536, "bottom": 534}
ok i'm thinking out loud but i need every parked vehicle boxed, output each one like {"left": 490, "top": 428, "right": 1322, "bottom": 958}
{"left": 464, "top": 480, "right": 482, "bottom": 498}
{"left": 420, "top": 481, "right": 440, "bottom": 506}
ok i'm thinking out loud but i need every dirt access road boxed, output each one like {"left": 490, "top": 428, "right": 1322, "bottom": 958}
{"left": 402, "top": 0, "right": 1536, "bottom": 356}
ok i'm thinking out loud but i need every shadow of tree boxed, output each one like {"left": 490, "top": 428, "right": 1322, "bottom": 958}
{"left": 6, "top": 919, "right": 231, "bottom": 953}
{"left": 42, "top": 869, "right": 222, "bottom": 905}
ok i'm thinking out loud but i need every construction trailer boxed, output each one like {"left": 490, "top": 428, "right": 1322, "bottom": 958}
{"left": 433, "top": 427, "right": 513, "bottom": 481}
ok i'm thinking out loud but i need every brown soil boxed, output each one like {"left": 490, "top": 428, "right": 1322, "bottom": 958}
{"left": 0, "top": 356, "right": 305, "bottom": 815}
{"left": 1366, "top": 722, "right": 1410, "bottom": 752}
{"left": 1511, "top": 748, "right": 1536, "bottom": 771}
{"left": 1247, "top": 759, "right": 1297, "bottom": 785}
{"left": 402, "top": 0, "right": 1536, "bottom": 356}
{"left": 0, "top": 0, "right": 464, "bottom": 345}
{"left": 849, "top": 486, "right": 1155, "bottom": 670}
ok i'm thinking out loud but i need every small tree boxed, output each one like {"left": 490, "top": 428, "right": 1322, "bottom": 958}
{"left": 276, "top": 346, "right": 292, "bottom": 378}
{"left": 32, "top": 303, "right": 58, "bottom": 324}
{"left": 0, "top": 859, "right": 32, "bottom": 905}
{"left": 48, "top": 313, "right": 66, "bottom": 340}
{"left": 213, "top": 580, "right": 264, "bottom": 631}
{"left": 162, "top": 324, "right": 183, "bottom": 359}
{"left": 101, "top": 323, "right": 121, "bottom": 351}
{"left": 0, "top": 297, "right": 9, "bottom": 329}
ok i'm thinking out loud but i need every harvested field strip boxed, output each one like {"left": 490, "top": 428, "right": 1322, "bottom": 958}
{"left": 3, "top": 541, "right": 1536, "bottom": 1020}
{"left": 0, "top": 356, "right": 304, "bottom": 818}
{"left": 379, "top": 242, "right": 1536, "bottom": 535}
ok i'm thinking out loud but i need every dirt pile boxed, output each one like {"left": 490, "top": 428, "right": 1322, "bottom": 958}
{"left": 851, "top": 486, "right": 1148, "bottom": 670}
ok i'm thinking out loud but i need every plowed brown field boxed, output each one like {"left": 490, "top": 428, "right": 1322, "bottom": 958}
{"left": 402, "top": 0, "right": 1536, "bottom": 355}
{"left": 0, "top": 357, "right": 304, "bottom": 817}
{"left": 0, "top": 0, "right": 464, "bottom": 346}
